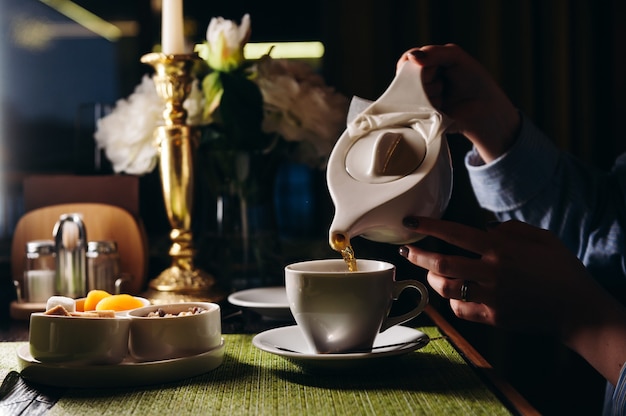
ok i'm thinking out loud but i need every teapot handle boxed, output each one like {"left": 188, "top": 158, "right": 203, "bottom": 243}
{"left": 346, "top": 61, "right": 452, "bottom": 143}
{"left": 374, "top": 61, "right": 435, "bottom": 110}
{"left": 346, "top": 62, "right": 434, "bottom": 121}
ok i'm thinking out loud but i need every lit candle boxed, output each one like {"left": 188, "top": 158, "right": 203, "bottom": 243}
{"left": 162, "top": 0, "right": 185, "bottom": 55}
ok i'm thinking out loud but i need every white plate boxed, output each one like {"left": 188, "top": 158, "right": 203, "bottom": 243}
{"left": 16, "top": 339, "right": 225, "bottom": 388}
{"left": 252, "top": 325, "right": 429, "bottom": 369}
{"left": 228, "top": 287, "right": 293, "bottom": 320}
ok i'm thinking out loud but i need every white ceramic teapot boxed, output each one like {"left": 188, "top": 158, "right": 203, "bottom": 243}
{"left": 326, "top": 61, "right": 453, "bottom": 251}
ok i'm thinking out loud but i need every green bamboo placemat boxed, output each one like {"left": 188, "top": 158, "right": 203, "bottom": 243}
{"left": 0, "top": 327, "right": 513, "bottom": 415}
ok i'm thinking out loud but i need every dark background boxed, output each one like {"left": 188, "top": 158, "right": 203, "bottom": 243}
{"left": 2, "top": 1, "right": 625, "bottom": 414}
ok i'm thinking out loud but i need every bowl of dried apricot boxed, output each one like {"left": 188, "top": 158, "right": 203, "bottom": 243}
{"left": 29, "top": 295, "right": 134, "bottom": 365}
{"left": 28, "top": 292, "right": 151, "bottom": 365}
{"left": 76, "top": 290, "right": 150, "bottom": 315}
{"left": 128, "top": 302, "right": 222, "bottom": 362}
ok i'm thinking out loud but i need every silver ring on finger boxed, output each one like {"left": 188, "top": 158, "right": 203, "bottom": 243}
{"left": 460, "top": 280, "right": 469, "bottom": 302}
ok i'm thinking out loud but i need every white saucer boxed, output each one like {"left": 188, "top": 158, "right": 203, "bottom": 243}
{"left": 228, "top": 287, "right": 293, "bottom": 320}
{"left": 16, "top": 339, "right": 225, "bottom": 388}
{"left": 252, "top": 325, "right": 429, "bottom": 368}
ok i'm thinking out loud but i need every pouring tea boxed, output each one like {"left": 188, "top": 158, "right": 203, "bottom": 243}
{"left": 326, "top": 61, "right": 453, "bottom": 262}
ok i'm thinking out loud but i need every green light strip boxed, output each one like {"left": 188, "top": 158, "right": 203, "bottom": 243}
{"left": 244, "top": 41, "right": 325, "bottom": 59}
{"left": 39, "top": 0, "right": 122, "bottom": 41}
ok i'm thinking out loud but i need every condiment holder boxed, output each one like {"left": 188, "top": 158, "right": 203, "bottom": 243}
{"left": 11, "top": 212, "right": 129, "bottom": 320}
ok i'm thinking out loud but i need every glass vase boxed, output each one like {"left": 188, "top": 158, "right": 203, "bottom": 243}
{"left": 197, "top": 149, "right": 283, "bottom": 291}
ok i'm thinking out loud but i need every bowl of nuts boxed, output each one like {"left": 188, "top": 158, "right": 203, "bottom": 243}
{"left": 127, "top": 302, "right": 222, "bottom": 361}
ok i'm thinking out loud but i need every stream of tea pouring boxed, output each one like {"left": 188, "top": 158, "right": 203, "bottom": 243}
{"left": 331, "top": 233, "right": 358, "bottom": 272}
{"left": 326, "top": 61, "right": 453, "bottom": 270}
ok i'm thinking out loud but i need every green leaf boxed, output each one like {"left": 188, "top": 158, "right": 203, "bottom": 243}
{"left": 201, "top": 72, "right": 224, "bottom": 122}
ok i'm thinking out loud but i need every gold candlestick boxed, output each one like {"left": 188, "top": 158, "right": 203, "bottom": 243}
{"left": 141, "top": 52, "right": 224, "bottom": 304}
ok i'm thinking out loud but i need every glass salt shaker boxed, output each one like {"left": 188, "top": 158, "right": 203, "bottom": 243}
{"left": 87, "top": 240, "right": 121, "bottom": 294}
{"left": 24, "top": 240, "right": 56, "bottom": 303}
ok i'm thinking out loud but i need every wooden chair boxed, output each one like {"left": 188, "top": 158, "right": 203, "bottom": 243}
{"left": 22, "top": 175, "right": 140, "bottom": 217}
{"left": 11, "top": 203, "right": 148, "bottom": 295}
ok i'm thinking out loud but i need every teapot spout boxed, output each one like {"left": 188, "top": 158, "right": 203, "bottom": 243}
{"left": 329, "top": 230, "right": 349, "bottom": 253}
{"left": 328, "top": 211, "right": 371, "bottom": 252}
{"left": 328, "top": 214, "right": 349, "bottom": 252}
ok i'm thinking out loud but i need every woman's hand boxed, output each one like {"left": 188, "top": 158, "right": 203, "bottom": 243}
{"left": 399, "top": 217, "right": 596, "bottom": 335}
{"left": 399, "top": 216, "right": 626, "bottom": 385}
{"left": 397, "top": 44, "right": 520, "bottom": 162}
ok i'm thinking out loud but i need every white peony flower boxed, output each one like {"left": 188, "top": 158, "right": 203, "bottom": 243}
{"left": 94, "top": 76, "right": 205, "bottom": 175}
{"left": 94, "top": 75, "right": 162, "bottom": 175}
{"left": 254, "top": 56, "right": 349, "bottom": 166}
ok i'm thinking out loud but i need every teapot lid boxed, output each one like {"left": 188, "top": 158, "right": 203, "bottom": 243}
{"left": 344, "top": 127, "right": 427, "bottom": 184}
{"left": 338, "top": 61, "right": 449, "bottom": 185}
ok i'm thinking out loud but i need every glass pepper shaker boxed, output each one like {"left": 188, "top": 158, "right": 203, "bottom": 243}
{"left": 87, "top": 240, "right": 121, "bottom": 294}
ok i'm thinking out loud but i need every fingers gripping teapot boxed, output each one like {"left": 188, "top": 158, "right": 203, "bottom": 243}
{"left": 327, "top": 61, "right": 453, "bottom": 250}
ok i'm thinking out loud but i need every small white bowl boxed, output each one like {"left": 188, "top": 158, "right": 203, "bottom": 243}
{"left": 128, "top": 302, "right": 221, "bottom": 362}
{"left": 29, "top": 313, "right": 130, "bottom": 365}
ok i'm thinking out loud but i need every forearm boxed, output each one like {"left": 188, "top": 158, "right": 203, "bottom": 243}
{"left": 562, "top": 289, "right": 626, "bottom": 386}
{"left": 465, "top": 113, "right": 562, "bottom": 217}
{"left": 466, "top": 106, "right": 521, "bottom": 164}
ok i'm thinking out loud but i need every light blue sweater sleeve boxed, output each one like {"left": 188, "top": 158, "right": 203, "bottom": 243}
{"left": 464, "top": 114, "right": 626, "bottom": 287}
{"left": 612, "top": 364, "right": 626, "bottom": 415}
{"left": 604, "top": 364, "right": 626, "bottom": 415}
{"left": 465, "top": 115, "right": 626, "bottom": 414}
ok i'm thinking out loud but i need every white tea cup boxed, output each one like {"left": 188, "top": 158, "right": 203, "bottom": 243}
{"left": 285, "top": 259, "right": 428, "bottom": 354}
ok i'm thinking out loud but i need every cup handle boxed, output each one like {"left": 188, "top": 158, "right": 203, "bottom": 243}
{"left": 380, "top": 280, "right": 429, "bottom": 332}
